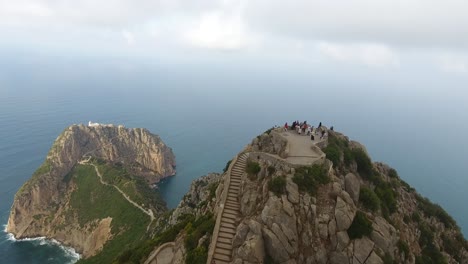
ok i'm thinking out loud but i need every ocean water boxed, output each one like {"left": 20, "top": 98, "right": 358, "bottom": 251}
{"left": 0, "top": 55, "right": 467, "bottom": 263}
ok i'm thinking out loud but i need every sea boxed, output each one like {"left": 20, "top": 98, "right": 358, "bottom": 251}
{"left": 0, "top": 54, "right": 467, "bottom": 263}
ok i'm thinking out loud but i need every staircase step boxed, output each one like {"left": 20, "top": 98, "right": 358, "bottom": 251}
{"left": 221, "top": 222, "right": 237, "bottom": 229}
{"left": 219, "top": 227, "right": 236, "bottom": 235}
{"left": 213, "top": 253, "right": 231, "bottom": 262}
{"left": 217, "top": 241, "right": 233, "bottom": 250}
{"left": 221, "top": 217, "right": 236, "bottom": 224}
{"left": 224, "top": 205, "right": 239, "bottom": 211}
{"left": 218, "top": 231, "right": 234, "bottom": 239}
{"left": 218, "top": 237, "right": 232, "bottom": 244}
{"left": 223, "top": 208, "right": 238, "bottom": 215}
{"left": 215, "top": 247, "right": 232, "bottom": 256}
{"left": 222, "top": 212, "right": 238, "bottom": 220}
{"left": 225, "top": 201, "right": 239, "bottom": 207}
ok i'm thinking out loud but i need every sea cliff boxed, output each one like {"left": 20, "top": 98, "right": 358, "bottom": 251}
{"left": 7, "top": 124, "right": 175, "bottom": 261}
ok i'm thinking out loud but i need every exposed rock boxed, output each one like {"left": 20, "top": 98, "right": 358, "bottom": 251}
{"left": 353, "top": 237, "right": 375, "bottom": 264}
{"left": 7, "top": 124, "right": 175, "bottom": 259}
{"left": 370, "top": 216, "right": 398, "bottom": 257}
{"left": 263, "top": 227, "right": 290, "bottom": 263}
{"left": 365, "top": 251, "right": 383, "bottom": 264}
{"left": 335, "top": 196, "right": 356, "bottom": 231}
{"left": 345, "top": 173, "right": 360, "bottom": 204}
{"left": 330, "top": 251, "right": 349, "bottom": 264}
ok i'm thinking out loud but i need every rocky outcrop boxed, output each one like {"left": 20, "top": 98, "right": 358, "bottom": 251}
{"left": 7, "top": 124, "right": 175, "bottom": 258}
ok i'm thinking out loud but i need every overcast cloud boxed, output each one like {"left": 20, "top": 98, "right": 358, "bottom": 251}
{"left": 1, "top": 0, "right": 467, "bottom": 72}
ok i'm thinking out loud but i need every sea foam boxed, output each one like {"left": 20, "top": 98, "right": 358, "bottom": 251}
{"left": 3, "top": 223, "right": 80, "bottom": 263}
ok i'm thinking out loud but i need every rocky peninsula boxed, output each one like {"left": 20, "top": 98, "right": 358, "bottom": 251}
{"left": 7, "top": 124, "right": 175, "bottom": 262}
{"left": 134, "top": 127, "right": 467, "bottom": 264}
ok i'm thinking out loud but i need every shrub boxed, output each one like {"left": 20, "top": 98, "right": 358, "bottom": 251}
{"left": 267, "top": 166, "right": 276, "bottom": 176}
{"left": 292, "top": 164, "right": 329, "bottom": 195}
{"left": 269, "top": 176, "right": 287, "bottom": 196}
{"left": 208, "top": 182, "right": 219, "bottom": 200}
{"left": 359, "top": 187, "right": 380, "bottom": 212}
{"left": 352, "top": 148, "right": 373, "bottom": 180}
{"left": 347, "top": 211, "right": 373, "bottom": 239}
{"left": 382, "top": 253, "right": 394, "bottom": 264}
{"left": 416, "top": 195, "right": 456, "bottom": 228}
{"left": 375, "top": 183, "right": 397, "bottom": 214}
{"left": 388, "top": 168, "right": 398, "bottom": 178}
{"left": 397, "top": 240, "right": 409, "bottom": 260}
{"left": 411, "top": 212, "right": 421, "bottom": 223}
{"left": 246, "top": 161, "right": 261, "bottom": 176}
{"left": 223, "top": 159, "right": 232, "bottom": 173}
{"left": 324, "top": 144, "right": 341, "bottom": 166}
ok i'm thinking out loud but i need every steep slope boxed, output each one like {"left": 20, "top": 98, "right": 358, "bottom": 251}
{"left": 136, "top": 127, "right": 467, "bottom": 264}
{"left": 7, "top": 124, "right": 175, "bottom": 261}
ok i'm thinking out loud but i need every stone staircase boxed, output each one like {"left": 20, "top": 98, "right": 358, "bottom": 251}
{"left": 209, "top": 153, "right": 248, "bottom": 264}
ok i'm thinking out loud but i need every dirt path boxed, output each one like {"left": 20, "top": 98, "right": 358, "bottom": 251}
{"left": 79, "top": 159, "right": 155, "bottom": 224}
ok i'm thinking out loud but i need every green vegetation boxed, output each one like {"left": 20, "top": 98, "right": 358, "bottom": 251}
{"left": 184, "top": 213, "right": 215, "bottom": 264}
{"left": 347, "top": 211, "right": 373, "bottom": 239}
{"left": 207, "top": 182, "right": 219, "bottom": 200}
{"left": 323, "top": 133, "right": 349, "bottom": 167}
{"left": 223, "top": 159, "right": 232, "bottom": 173}
{"left": 97, "top": 163, "right": 165, "bottom": 211}
{"left": 442, "top": 232, "right": 468, "bottom": 262}
{"left": 70, "top": 164, "right": 151, "bottom": 264}
{"left": 268, "top": 176, "right": 287, "bottom": 196}
{"left": 115, "top": 213, "right": 215, "bottom": 264}
{"left": 382, "top": 253, "right": 394, "bottom": 264}
{"left": 415, "top": 222, "right": 447, "bottom": 264}
{"left": 292, "top": 164, "right": 329, "bottom": 195}
{"left": 359, "top": 187, "right": 380, "bottom": 212}
{"left": 323, "top": 145, "right": 340, "bottom": 166}
{"left": 116, "top": 213, "right": 194, "bottom": 264}
{"left": 267, "top": 166, "right": 276, "bottom": 176}
{"left": 246, "top": 160, "right": 261, "bottom": 176}
{"left": 416, "top": 195, "right": 456, "bottom": 228}
{"left": 397, "top": 240, "right": 409, "bottom": 260}
{"left": 352, "top": 148, "right": 373, "bottom": 180}
{"left": 375, "top": 182, "right": 397, "bottom": 216}
{"left": 388, "top": 168, "right": 398, "bottom": 178}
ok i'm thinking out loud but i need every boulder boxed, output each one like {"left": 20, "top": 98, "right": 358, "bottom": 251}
{"left": 286, "top": 181, "right": 300, "bottom": 204}
{"left": 335, "top": 196, "right": 356, "bottom": 231}
{"left": 345, "top": 173, "right": 360, "bottom": 204}
{"left": 330, "top": 251, "right": 349, "bottom": 264}
{"left": 263, "top": 227, "right": 290, "bottom": 263}
{"left": 365, "top": 251, "right": 383, "bottom": 264}
{"left": 336, "top": 231, "right": 350, "bottom": 251}
{"left": 371, "top": 217, "right": 398, "bottom": 257}
{"left": 353, "top": 237, "right": 375, "bottom": 264}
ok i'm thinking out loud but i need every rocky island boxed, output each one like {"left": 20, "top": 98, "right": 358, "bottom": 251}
{"left": 7, "top": 123, "right": 176, "bottom": 262}
{"left": 7, "top": 124, "right": 467, "bottom": 264}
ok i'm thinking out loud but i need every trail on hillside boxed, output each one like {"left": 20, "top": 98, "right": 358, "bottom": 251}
{"left": 78, "top": 159, "right": 155, "bottom": 227}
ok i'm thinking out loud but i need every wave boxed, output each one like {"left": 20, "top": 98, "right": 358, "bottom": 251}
{"left": 3, "top": 223, "right": 80, "bottom": 263}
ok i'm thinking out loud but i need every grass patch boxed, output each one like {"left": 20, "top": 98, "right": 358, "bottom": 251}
{"left": 347, "top": 211, "right": 373, "bottom": 239}
{"left": 397, "top": 240, "right": 409, "bottom": 260}
{"left": 70, "top": 164, "right": 152, "bottom": 264}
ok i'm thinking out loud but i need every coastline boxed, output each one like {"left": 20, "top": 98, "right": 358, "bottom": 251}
{"left": 3, "top": 224, "right": 80, "bottom": 263}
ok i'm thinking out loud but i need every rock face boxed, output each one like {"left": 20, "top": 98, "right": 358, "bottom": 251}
{"left": 7, "top": 124, "right": 175, "bottom": 258}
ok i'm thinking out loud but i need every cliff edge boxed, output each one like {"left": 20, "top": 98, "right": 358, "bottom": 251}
{"left": 7, "top": 124, "right": 175, "bottom": 262}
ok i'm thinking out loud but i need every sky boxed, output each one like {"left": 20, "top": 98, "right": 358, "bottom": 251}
{"left": 0, "top": 0, "right": 468, "bottom": 75}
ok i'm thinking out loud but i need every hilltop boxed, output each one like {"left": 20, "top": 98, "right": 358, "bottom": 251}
{"left": 123, "top": 126, "right": 467, "bottom": 264}
{"left": 7, "top": 124, "right": 176, "bottom": 262}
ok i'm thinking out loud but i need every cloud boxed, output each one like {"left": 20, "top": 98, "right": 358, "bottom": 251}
{"left": 1, "top": 0, "right": 468, "bottom": 58}
{"left": 317, "top": 42, "right": 399, "bottom": 67}
{"left": 185, "top": 11, "right": 248, "bottom": 51}
{"left": 439, "top": 55, "right": 468, "bottom": 74}
{"left": 122, "top": 30, "right": 135, "bottom": 46}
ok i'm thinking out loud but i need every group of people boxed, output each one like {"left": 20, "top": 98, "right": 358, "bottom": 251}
{"left": 284, "top": 120, "right": 332, "bottom": 140}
